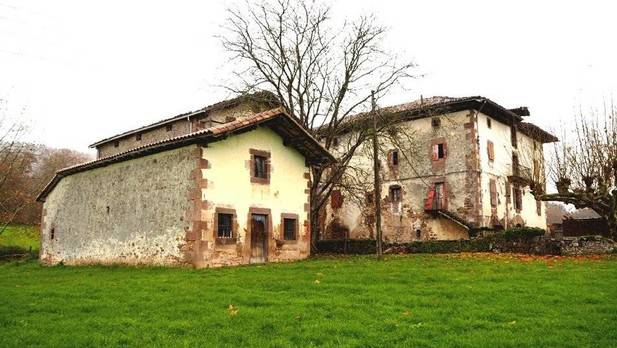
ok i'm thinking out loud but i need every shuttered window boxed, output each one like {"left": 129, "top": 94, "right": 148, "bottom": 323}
{"left": 489, "top": 179, "right": 497, "bottom": 207}
{"left": 331, "top": 189, "right": 343, "bottom": 209}
{"left": 432, "top": 143, "right": 446, "bottom": 160}
{"left": 487, "top": 141, "right": 495, "bottom": 161}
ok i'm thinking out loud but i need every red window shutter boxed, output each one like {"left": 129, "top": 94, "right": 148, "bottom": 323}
{"left": 442, "top": 143, "right": 447, "bottom": 158}
{"left": 424, "top": 187, "right": 435, "bottom": 210}
{"left": 487, "top": 141, "right": 494, "bottom": 161}
{"left": 331, "top": 190, "right": 343, "bottom": 209}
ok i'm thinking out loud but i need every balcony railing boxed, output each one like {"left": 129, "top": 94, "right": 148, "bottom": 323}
{"left": 509, "top": 163, "right": 532, "bottom": 185}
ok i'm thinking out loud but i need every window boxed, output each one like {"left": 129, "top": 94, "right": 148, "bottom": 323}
{"left": 389, "top": 185, "right": 402, "bottom": 202}
{"left": 166, "top": 124, "right": 173, "bottom": 132}
{"left": 250, "top": 149, "right": 270, "bottom": 184}
{"left": 106, "top": 206, "right": 110, "bottom": 214}
{"left": 283, "top": 217, "right": 297, "bottom": 241}
{"left": 217, "top": 213, "right": 233, "bottom": 238}
{"left": 136, "top": 133, "right": 142, "bottom": 141}
{"left": 432, "top": 143, "right": 446, "bottom": 160}
{"left": 431, "top": 117, "right": 441, "bottom": 128}
{"left": 487, "top": 118, "right": 492, "bottom": 128}
{"left": 113, "top": 140, "right": 119, "bottom": 148}
{"left": 50, "top": 228, "right": 55, "bottom": 240}
{"left": 415, "top": 229, "right": 422, "bottom": 239}
{"left": 254, "top": 155, "right": 267, "bottom": 178}
{"left": 512, "top": 154, "right": 520, "bottom": 176}
{"left": 489, "top": 179, "right": 497, "bottom": 207}
{"left": 434, "top": 182, "right": 444, "bottom": 209}
{"left": 513, "top": 185, "right": 523, "bottom": 211}
{"left": 425, "top": 182, "right": 445, "bottom": 211}
{"left": 390, "top": 185, "right": 402, "bottom": 213}
{"left": 391, "top": 149, "right": 399, "bottom": 166}
{"left": 331, "top": 189, "right": 343, "bottom": 209}
{"left": 487, "top": 141, "right": 495, "bottom": 161}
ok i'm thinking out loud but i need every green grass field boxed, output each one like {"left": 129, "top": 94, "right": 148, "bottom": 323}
{"left": 1, "top": 253, "right": 616, "bottom": 347}
{"left": 0, "top": 224, "right": 39, "bottom": 257}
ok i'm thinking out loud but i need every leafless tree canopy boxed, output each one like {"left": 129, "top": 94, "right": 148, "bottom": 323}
{"left": 221, "top": 0, "right": 417, "bottom": 245}
{"left": 536, "top": 104, "right": 617, "bottom": 237}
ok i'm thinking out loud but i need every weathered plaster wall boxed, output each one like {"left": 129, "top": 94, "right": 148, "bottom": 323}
{"left": 476, "top": 112, "right": 547, "bottom": 229}
{"left": 97, "top": 102, "right": 264, "bottom": 158}
{"left": 40, "top": 145, "right": 196, "bottom": 266}
{"left": 323, "top": 107, "right": 550, "bottom": 242}
{"left": 188, "top": 126, "right": 311, "bottom": 268}
{"left": 323, "top": 110, "right": 475, "bottom": 242}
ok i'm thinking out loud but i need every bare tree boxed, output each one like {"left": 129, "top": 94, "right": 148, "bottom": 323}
{"left": 220, "top": 0, "right": 416, "bottom": 247}
{"left": 532, "top": 104, "right": 617, "bottom": 238}
{"left": 0, "top": 98, "right": 31, "bottom": 233}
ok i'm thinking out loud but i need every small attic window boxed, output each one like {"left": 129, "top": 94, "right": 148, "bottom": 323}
{"left": 487, "top": 118, "right": 492, "bottom": 129}
{"left": 431, "top": 117, "right": 441, "bottom": 128}
{"left": 166, "top": 124, "right": 173, "bottom": 132}
{"left": 50, "top": 228, "right": 55, "bottom": 240}
{"left": 136, "top": 133, "right": 142, "bottom": 141}
{"left": 113, "top": 140, "right": 119, "bottom": 148}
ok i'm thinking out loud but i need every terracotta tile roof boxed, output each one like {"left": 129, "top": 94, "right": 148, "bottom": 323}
{"left": 37, "top": 107, "right": 333, "bottom": 201}
{"left": 89, "top": 91, "right": 278, "bottom": 148}
{"left": 332, "top": 95, "right": 557, "bottom": 143}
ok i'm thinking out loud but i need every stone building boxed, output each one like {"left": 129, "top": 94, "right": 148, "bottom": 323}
{"left": 37, "top": 97, "right": 333, "bottom": 267}
{"left": 322, "top": 96, "right": 557, "bottom": 242}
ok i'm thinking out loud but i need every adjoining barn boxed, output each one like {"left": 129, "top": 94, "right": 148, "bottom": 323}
{"left": 37, "top": 106, "right": 333, "bottom": 268}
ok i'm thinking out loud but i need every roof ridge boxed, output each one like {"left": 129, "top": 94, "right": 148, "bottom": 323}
{"left": 88, "top": 91, "right": 278, "bottom": 148}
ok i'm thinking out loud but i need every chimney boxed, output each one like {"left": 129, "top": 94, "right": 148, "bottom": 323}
{"left": 508, "top": 107, "right": 530, "bottom": 117}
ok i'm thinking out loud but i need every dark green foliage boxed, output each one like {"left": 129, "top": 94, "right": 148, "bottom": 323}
{"left": 1, "top": 255, "right": 616, "bottom": 347}
{"left": 504, "top": 227, "right": 546, "bottom": 241}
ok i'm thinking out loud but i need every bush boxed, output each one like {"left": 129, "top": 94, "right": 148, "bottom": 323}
{"left": 503, "top": 227, "right": 545, "bottom": 241}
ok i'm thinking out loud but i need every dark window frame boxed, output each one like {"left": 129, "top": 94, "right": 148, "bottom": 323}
{"left": 389, "top": 185, "right": 402, "bottom": 202}
{"left": 214, "top": 207, "right": 237, "bottom": 244}
{"left": 391, "top": 149, "right": 399, "bottom": 166}
{"left": 249, "top": 149, "right": 271, "bottom": 184}
{"left": 113, "top": 140, "right": 119, "bottom": 148}
{"left": 136, "top": 133, "right": 142, "bottom": 141}
{"left": 281, "top": 213, "right": 299, "bottom": 242}
{"left": 487, "top": 117, "right": 492, "bottom": 129}
{"left": 513, "top": 185, "right": 523, "bottom": 211}
{"left": 166, "top": 124, "right": 173, "bottom": 132}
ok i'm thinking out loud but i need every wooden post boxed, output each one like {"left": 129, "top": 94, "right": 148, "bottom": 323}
{"left": 371, "top": 91, "right": 383, "bottom": 259}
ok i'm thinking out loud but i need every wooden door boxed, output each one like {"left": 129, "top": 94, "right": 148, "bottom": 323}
{"left": 250, "top": 214, "right": 268, "bottom": 263}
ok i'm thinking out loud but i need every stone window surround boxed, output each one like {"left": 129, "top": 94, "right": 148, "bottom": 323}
{"left": 430, "top": 138, "right": 447, "bottom": 161}
{"left": 249, "top": 149, "right": 271, "bottom": 184}
{"left": 213, "top": 207, "right": 238, "bottom": 245}
{"left": 281, "top": 213, "right": 299, "bottom": 243}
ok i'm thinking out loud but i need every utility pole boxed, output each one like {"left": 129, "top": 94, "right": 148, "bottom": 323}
{"left": 371, "top": 91, "right": 383, "bottom": 259}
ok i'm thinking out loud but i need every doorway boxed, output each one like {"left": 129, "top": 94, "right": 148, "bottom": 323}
{"left": 250, "top": 214, "right": 268, "bottom": 263}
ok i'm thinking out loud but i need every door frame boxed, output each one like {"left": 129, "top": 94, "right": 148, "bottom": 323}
{"left": 246, "top": 207, "right": 272, "bottom": 263}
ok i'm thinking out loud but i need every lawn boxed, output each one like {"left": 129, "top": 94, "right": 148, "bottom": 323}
{"left": 1, "top": 254, "right": 616, "bottom": 347}
{"left": 0, "top": 224, "right": 39, "bottom": 256}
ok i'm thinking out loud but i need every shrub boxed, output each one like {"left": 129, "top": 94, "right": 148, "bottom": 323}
{"left": 503, "top": 227, "right": 545, "bottom": 241}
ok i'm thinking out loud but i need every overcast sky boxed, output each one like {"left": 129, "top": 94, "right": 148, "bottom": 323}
{"left": 2, "top": 0, "right": 616, "bottom": 155}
